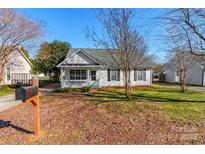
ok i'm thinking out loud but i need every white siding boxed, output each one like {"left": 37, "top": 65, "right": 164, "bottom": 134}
{"left": 131, "top": 69, "right": 152, "bottom": 86}
{"left": 187, "top": 63, "right": 203, "bottom": 86}
{"left": 61, "top": 67, "right": 100, "bottom": 88}
{"left": 165, "top": 63, "right": 176, "bottom": 83}
{"left": 98, "top": 69, "right": 152, "bottom": 87}
{"left": 165, "top": 61, "right": 204, "bottom": 86}
{"left": 61, "top": 68, "right": 152, "bottom": 88}
{"left": 98, "top": 69, "right": 124, "bottom": 87}
{"left": 203, "top": 71, "right": 205, "bottom": 86}
{"left": 60, "top": 50, "right": 152, "bottom": 88}
{"left": 1, "top": 49, "right": 32, "bottom": 85}
{"left": 65, "top": 51, "right": 97, "bottom": 65}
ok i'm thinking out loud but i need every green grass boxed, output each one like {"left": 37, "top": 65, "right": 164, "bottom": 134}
{"left": 96, "top": 84, "right": 205, "bottom": 102}
{"left": 0, "top": 86, "right": 14, "bottom": 96}
{"left": 53, "top": 86, "right": 91, "bottom": 93}
{"left": 88, "top": 84, "right": 205, "bottom": 122}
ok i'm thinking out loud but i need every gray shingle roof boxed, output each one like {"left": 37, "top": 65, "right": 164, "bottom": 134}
{"left": 171, "top": 52, "right": 205, "bottom": 67}
{"left": 190, "top": 54, "right": 205, "bottom": 67}
{"left": 62, "top": 48, "right": 154, "bottom": 68}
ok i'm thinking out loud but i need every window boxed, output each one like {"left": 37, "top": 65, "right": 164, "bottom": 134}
{"left": 81, "top": 70, "right": 87, "bottom": 80}
{"left": 108, "top": 69, "right": 120, "bottom": 81}
{"left": 70, "top": 70, "right": 87, "bottom": 81}
{"left": 7, "top": 68, "right": 11, "bottom": 81}
{"left": 110, "top": 69, "right": 117, "bottom": 81}
{"left": 134, "top": 69, "right": 146, "bottom": 81}
{"left": 91, "top": 71, "right": 96, "bottom": 81}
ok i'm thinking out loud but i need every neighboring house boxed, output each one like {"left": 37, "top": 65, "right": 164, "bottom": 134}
{"left": 57, "top": 48, "right": 153, "bottom": 88}
{"left": 164, "top": 55, "right": 205, "bottom": 86}
{"left": 0, "top": 48, "right": 33, "bottom": 85}
{"left": 152, "top": 64, "right": 166, "bottom": 82}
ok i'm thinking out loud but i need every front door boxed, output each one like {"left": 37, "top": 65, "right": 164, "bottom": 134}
{"left": 90, "top": 70, "right": 99, "bottom": 88}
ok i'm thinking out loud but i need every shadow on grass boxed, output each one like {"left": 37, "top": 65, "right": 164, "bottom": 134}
{"left": 0, "top": 119, "right": 33, "bottom": 134}
{"left": 89, "top": 91, "right": 205, "bottom": 103}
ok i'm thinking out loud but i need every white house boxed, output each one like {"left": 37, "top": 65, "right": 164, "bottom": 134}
{"left": 163, "top": 55, "right": 205, "bottom": 86}
{"left": 0, "top": 48, "right": 33, "bottom": 85}
{"left": 57, "top": 48, "right": 153, "bottom": 88}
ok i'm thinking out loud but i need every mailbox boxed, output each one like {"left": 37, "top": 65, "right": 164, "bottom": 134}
{"left": 15, "top": 86, "right": 38, "bottom": 101}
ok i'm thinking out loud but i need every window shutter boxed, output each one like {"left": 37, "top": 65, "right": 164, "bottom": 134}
{"left": 108, "top": 69, "right": 110, "bottom": 81}
{"left": 117, "top": 69, "right": 120, "bottom": 81}
{"left": 143, "top": 69, "right": 146, "bottom": 81}
{"left": 134, "top": 69, "right": 137, "bottom": 81}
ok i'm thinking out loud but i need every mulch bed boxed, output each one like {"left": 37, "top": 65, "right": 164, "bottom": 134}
{"left": 0, "top": 93, "right": 205, "bottom": 144}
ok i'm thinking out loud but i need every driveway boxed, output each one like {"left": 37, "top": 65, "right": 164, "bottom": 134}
{"left": 0, "top": 94, "right": 21, "bottom": 112}
{"left": 39, "top": 82, "right": 60, "bottom": 94}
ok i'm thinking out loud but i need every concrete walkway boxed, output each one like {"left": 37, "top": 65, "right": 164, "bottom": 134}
{"left": 0, "top": 94, "right": 21, "bottom": 112}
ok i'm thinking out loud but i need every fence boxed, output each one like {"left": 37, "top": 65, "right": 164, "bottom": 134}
{"left": 11, "top": 73, "right": 33, "bottom": 85}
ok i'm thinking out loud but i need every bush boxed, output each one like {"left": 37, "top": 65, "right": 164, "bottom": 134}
{"left": 53, "top": 86, "right": 91, "bottom": 93}
{"left": 0, "top": 85, "right": 14, "bottom": 96}
{"left": 82, "top": 86, "right": 91, "bottom": 93}
{"left": 53, "top": 87, "right": 83, "bottom": 93}
{"left": 0, "top": 85, "right": 8, "bottom": 90}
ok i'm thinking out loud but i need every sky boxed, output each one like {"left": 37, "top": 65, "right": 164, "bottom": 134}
{"left": 20, "top": 8, "right": 169, "bottom": 63}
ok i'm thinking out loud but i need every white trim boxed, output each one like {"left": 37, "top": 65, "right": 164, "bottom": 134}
{"left": 134, "top": 69, "right": 146, "bottom": 81}
{"left": 79, "top": 49, "right": 101, "bottom": 65}
{"left": 17, "top": 48, "right": 33, "bottom": 67}
{"left": 69, "top": 69, "right": 87, "bottom": 81}
{"left": 57, "top": 49, "right": 102, "bottom": 67}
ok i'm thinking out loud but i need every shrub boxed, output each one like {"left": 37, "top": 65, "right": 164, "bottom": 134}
{"left": 53, "top": 86, "right": 91, "bottom": 93}
{"left": 53, "top": 87, "right": 83, "bottom": 93}
{"left": 82, "top": 86, "right": 91, "bottom": 93}
{"left": 0, "top": 85, "right": 14, "bottom": 96}
{"left": 0, "top": 85, "right": 9, "bottom": 90}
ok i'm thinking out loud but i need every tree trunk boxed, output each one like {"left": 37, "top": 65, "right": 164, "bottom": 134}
{"left": 0, "top": 66, "right": 5, "bottom": 84}
{"left": 179, "top": 69, "right": 187, "bottom": 92}
{"left": 127, "top": 70, "right": 132, "bottom": 98}
{"left": 124, "top": 70, "right": 132, "bottom": 99}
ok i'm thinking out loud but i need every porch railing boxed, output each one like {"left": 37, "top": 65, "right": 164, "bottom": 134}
{"left": 11, "top": 73, "right": 33, "bottom": 85}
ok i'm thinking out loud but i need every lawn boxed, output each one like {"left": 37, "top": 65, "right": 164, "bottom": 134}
{"left": 0, "top": 86, "right": 14, "bottom": 96}
{"left": 90, "top": 84, "right": 205, "bottom": 122}
{"left": 0, "top": 84, "right": 205, "bottom": 144}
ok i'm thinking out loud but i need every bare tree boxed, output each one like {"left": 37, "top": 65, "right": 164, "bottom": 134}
{"left": 160, "top": 8, "right": 205, "bottom": 91}
{"left": 163, "top": 8, "right": 205, "bottom": 55}
{"left": 170, "top": 49, "right": 194, "bottom": 92}
{"left": 0, "top": 9, "right": 44, "bottom": 84}
{"left": 87, "top": 9, "right": 150, "bottom": 98}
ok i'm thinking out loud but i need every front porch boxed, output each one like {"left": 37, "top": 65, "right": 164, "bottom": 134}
{"left": 3, "top": 73, "right": 33, "bottom": 86}
{"left": 60, "top": 67, "right": 100, "bottom": 88}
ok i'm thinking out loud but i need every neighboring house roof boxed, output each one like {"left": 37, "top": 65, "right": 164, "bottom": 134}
{"left": 165, "top": 53, "right": 205, "bottom": 70}
{"left": 17, "top": 48, "right": 33, "bottom": 67}
{"left": 190, "top": 54, "right": 205, "bottom": 67}
{"left": 58, "top": 48, "right": 154, "bottom": 68}
{"left": 161, "top": 53, "right": 205, "bottom": 76}
{"left": 153, "top": 64, "right": 166, "bottom": 74}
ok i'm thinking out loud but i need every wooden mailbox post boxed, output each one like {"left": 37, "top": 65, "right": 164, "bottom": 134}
{"left": 24, "top": 93, "right": 40, "bottom": 136}
{"left": 15, "top": 78, "right": 41, "bottom": 136}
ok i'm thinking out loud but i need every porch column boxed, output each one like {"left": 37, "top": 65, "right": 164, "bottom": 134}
{"left": 87, "top": 69, "right": 90, "bottom": 86}
{"left": 98, "top": 69, "right": 101, "bottom": 88}
{"left": 61, "top": 68, "right": 65, "bottom": 88}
